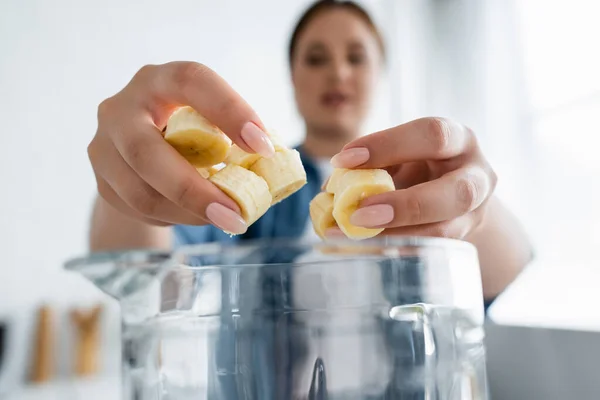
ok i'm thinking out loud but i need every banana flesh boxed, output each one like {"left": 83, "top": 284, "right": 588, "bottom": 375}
{"left": 225, "top": 144, "right": 262, "bottom": 169}
{"left": 325, "top": 168, "right": 350, "bottom": 194}
{"left": 314, "top": 168, "right": 395, "bottom": 240}
{"left": 208, "top": 165, "right": 272, "bottom": 228}
{"left": 196, "top": 166, "right": 219, "bottom": 179}
{"left": 309, "top": 192, "right": 336, "bottom": 239}
{"left": 225, "top": 129, "right": 286, "bottom": 168}
{"left": 165, "top": 108, "right": 306, "bottom": 233}
{"left": 264, "top": 129, "right": 287, "bottom": 151}
{"left": 165, "top": 106, "right": 232, "bottom": 168}
{"left": 250, "top": 148, "right": 307, "bottom": 205}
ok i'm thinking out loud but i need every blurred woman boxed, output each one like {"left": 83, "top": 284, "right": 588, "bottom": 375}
{"left": 87, "top": 0, "right": 532, "bottom": 309}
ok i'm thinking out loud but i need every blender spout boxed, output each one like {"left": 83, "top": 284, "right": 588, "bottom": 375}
{"left": 64, "top": 250, "right": 172, "bottom": 300}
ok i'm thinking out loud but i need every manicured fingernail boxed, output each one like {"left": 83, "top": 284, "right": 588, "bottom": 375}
{"left": 241, "top": 122, "right": 275, "bottom": 158}
{"left": 350, "top": 204, "right": 394, "bottom": 228}
{"left": 330, "top": 147, "right": 369, "bottom": 168}
{"left": 206, "top": 203, "right": 247, "bottom": 234}
{"left": 325, "top": 227, "right": 345, "bottom": 237}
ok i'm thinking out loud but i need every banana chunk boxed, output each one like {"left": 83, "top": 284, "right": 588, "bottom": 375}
{"left": 196, "top": 166, "right": 219, "bottom": 179}
{"left": 264, "top": 129, "right": 287, "bottom": 151}
{"left": 326, "top": 168, "right": 395, "bottom": 240}
{"left": 209, "top": 165, "right": 272, "bottom": 230}
{"left": 165, "top": 106, "right": 231, "bottom": 168}
{"left": 309, "top": 192, "right": 336, "bottom": 239}
{"left": 225, "top": 144, "right": 262, "bottom": 169}
{"left": 225, "top": 130, "right": 286, "bottom": 168}
{"left": 164, "top": 109, "right": 305, "bottom": 232}
{"left": 250, "top": 148, "right": 307, "bottom": 205}
{"left": 325, "top": 168, "right": 350, "bottom": 194}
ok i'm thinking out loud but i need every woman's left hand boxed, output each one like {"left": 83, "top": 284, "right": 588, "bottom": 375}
{"left": 329, "top": 117, "right": 497, "bottom": 239}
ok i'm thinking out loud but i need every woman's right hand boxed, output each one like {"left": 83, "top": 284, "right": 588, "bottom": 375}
{"left": 88, "top": 61, "right": 275, "bottom": 234}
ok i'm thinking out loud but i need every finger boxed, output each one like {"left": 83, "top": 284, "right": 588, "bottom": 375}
{"left": 350, "top": 165, "right": 491, "bottom": 228}
{"left": 91, "top": 132, "right": 248, "bottom": 234}
{"left": 90, "top": 128, "right": 247, "bottom": 233}
{"left": 380, "top": 216, "right": 474, "bottom": 240}
{"left": 96, "top": 176, "right": 171, "bottom": 227}
{"left": 91, "top": 136, "right": 208, "bottom": 226}
{"left": 330, "top": 117, "right": 474, "bottom": 169}
{"left": 131, "top": 61, "right": 274, "bottom": 157}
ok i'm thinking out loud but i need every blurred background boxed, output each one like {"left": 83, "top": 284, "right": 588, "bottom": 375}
{"left": 0, "top": 0, "right": 599, "bottom": 398}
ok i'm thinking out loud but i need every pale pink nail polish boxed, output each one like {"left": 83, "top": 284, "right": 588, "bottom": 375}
{"left": 206, "top": 203, "right": 247, "bottom": 234}
{"left": 330, "top": 147, "right": 369, "bottom": 168}
{"left": 350, "top": 204, "right": 394, "bottom": 228}
{"left": 325, "top": 227, "right": 346, "bottom": 237}
{"left": 241, "top": 122, "right": 275, "bottom": 158}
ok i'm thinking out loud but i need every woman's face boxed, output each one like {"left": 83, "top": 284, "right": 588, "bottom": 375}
{"left": 291, "top": 8, "right": 382, "bottom": 137}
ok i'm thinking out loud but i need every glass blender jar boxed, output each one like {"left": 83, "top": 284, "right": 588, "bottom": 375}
{"left": 66, "top": 237, "right": 489, "bottom": 399}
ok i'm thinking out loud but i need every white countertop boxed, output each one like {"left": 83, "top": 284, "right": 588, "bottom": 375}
{"left": 4, "top": 375, "right": 121, "bottom": 400}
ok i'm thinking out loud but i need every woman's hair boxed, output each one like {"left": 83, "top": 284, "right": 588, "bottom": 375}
{"left": 288, "top": 0, "right": 386, "bottom": 67}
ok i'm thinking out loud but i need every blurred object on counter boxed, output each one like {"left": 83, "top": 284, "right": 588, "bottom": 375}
{"left": 70, "top": 304, "right": 103, "bottom": 377}
{"left": 29, "top": 305, "right": 54, "bottom": 383}
{"left": 0, "top": 312, "right": 35, "bottom": 395}
{"left": 0, "top": 300, "right": 121, "bottom": 398}
{"left": 0, "top": 321, "right": 6, "bottom": 374}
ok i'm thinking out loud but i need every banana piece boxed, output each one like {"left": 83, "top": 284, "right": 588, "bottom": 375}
{"left": 225, "top": 144, "right": 262, "bottom": 168}
{"left": 225, "top": 129, "right": 286, "bottom": 168}
{"left": 165, "top": 106, "right": 231, "bottom": 168}
{"left": 327, "top": 168, "right": 395, "bottom": 240}
{"left": 309, "top": 192, "right": 336, "bottom": 239}
{"left": 208, "top": 165, "right": 272, "bottom": 230}
{"left": 164, "top": 110, "right": 304, "bottom": 231}
{"left": 325, "top": 168, "right": 350, "bottom": 194}
{"left": 264, "top": 129, "right": 287, "bottom": 151}
{"left": 249, "top": 148, "right": 307, "bottom": 205}
{"left": 196, "top": 166, "right": 219, "bottom": 179}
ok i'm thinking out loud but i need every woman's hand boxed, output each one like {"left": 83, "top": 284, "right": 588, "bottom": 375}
{"left": 329, "top": 117, "right": 497, "bottom": 239}
{"left": 87, "top": 61, "right": 275, "bottom": 234}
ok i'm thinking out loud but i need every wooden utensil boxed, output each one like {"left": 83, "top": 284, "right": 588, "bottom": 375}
{"left": 29, "top": 305, "right": 54, "bottom": 383}
{"left": 70, "top": 304, "right": 103, "bottom": 377}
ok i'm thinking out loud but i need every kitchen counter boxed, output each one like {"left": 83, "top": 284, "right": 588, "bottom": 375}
{"left": 4, "top": 375, "right": 121, "bottom": 400}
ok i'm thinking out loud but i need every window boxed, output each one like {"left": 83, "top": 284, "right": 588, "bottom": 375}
{"left": 488, "top": 0, "right": 600, "bottom": 326}
{"left": 386, "top": 0, "right": 600, "bottom": 325}
{"left": 517, "top": 0, "right": 600, "bottom": 261}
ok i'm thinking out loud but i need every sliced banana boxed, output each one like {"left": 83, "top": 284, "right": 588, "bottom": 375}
{"left": 196, "top": 166, "right": 219, "bottom": 179}
{"left": 249, "top": 148, "right": 307, "bottom": 205}
{"left": 309, "top": 192, "right": 336, "bottom": 239}
{"left": 165, "top": 106, "right": 231, "bottom": 168}
{"left": 325, "top": 168, "right": 350, "bottom": 194}
{"left": 225, "top": 129, "right": 286, "bottom": 169}
{"left": 325, "top": 168, "right": 395, "bottom": 240}
{"left": 208, "top": 164, "right": 272, "bottom": 229}
{"left": 164, "top": 108, "right": 307, "bottom": 232}
{"left": 265, "top": 128, "right": 287, "bottom": 151}
{"left": 225, "top": 144, "right": 262, "bottom": 169}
